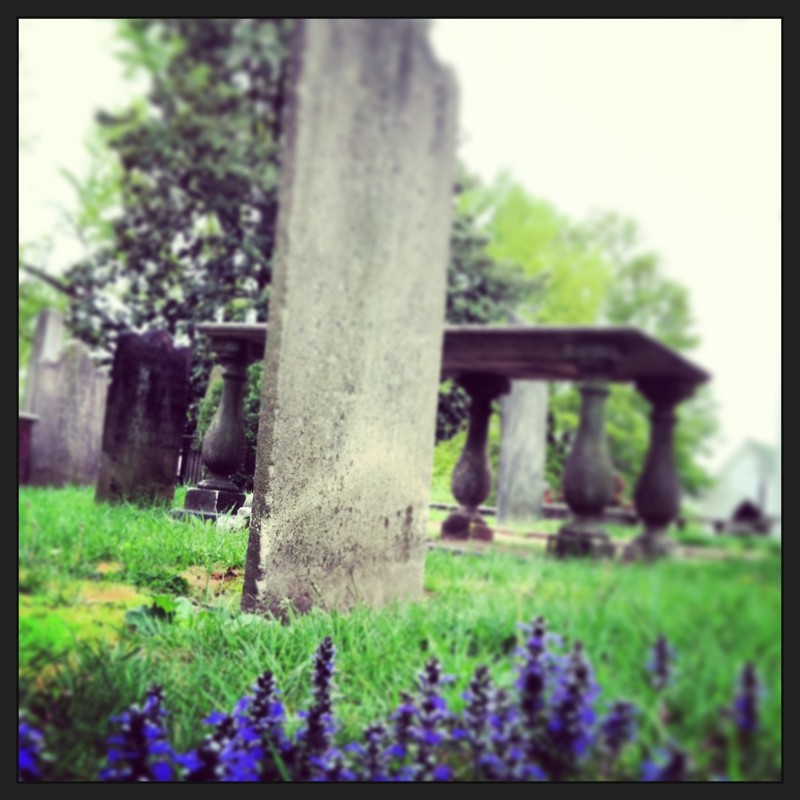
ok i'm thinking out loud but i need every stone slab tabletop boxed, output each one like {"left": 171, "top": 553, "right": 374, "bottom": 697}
{"left": 196, "top": 322, "right": 710, "bottom": 385}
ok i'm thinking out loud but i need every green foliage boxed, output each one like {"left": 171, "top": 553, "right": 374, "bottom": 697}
{"left": 429, "top": 427, "right": 464, "bottom": 503}
{"left": 445, "top": 172, "right": 534, "bottom": 326}
{"left": 576, "top": 211, "right": 700, "bottom": 352}
{"left": 18, "top": 608, "right": 75, "bottom": 672}
{"left": 437, "top": 171, "right": 535, "bottom": 441}
{"left": 467, "top": 180, "right": 719, "bottom": 499}
{"left": 124, "top": 596, "right": 197, "bottom": 634}
{"left": 123, "top": 569, "right": 190, "bottom": 596}
{"left": 476, "top": 173, "right": 612, "bottom": 324}
{"left": 18, "top": 485, "right": 246, "bottom": 585}
{"left": 59, "top": 19, "right": 293, "bottom": 432}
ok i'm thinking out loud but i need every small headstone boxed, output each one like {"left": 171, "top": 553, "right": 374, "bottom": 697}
{"left": 242, "top": 19, "right": 458, "bottom": 617}
{"left": 25, "top": 337, "right": 110, "bottom": 487}
{"left": 20, "top": 307, "right": 64, "bottom": 414}
{"left": 497, "top": 380, "right": 549, "bottom": 525}
{"left": 95, "top": 330, "right": 190, "bottom": 505}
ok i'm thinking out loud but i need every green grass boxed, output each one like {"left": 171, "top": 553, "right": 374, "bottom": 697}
{"left": 19, "top": 486, "right": 781, "bottom": 781}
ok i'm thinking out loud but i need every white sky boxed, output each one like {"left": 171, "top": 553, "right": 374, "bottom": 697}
{"left": 19, "top": 19, "right": 781, "bottom": 471}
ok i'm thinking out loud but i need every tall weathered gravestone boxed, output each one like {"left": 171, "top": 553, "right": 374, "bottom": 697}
{"left": 96, "top": 330, "right": 190, "bottom": 505}
{"left": 497, "top": 380, "right": 549, "bottom": 524}
{"left": 22, "top": 309, "right": 109, "bottom": 487}
{"left": 242, "top": 19, "right": 458, "bottom": 617}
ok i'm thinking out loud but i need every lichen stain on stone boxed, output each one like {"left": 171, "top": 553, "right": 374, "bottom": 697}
{"left": 399, "top": 504, "right": 414, "bottom": 560}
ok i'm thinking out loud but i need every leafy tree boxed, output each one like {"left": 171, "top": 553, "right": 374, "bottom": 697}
{"left": 437, "top": 169, "right": 536, "bottom": 441}
{"left": 573, "top": 210, "right": 699, "bottom": 351}
{"left": 55, "top": 19, "right": 293, "bottom": 433}
{"left": 455, "top": 180, "right": 719, "bottom": 500}
{"left": 475, "top": 173, "right": 613, "bottom": 325}
{"left": 554, "top": 210, "right": 719, "bottom": 499}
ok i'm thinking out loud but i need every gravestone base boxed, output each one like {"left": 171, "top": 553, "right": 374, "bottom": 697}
{"left": 171, "top": 486, "right": 245, "bottom": 523}
{"left": 216, "top": 495, "right": 253, "bottom": 532}
{"left": 441, "top": 509, "right": 494, "bottom": 542}
{"left": 548, "top": 523, "right": 615, "bottom": 559}
{"left": 18, "top": 413, "right": 39, "bottom": 485}
{"left": 622, "top": 530, "right": 676, "bottom": 561}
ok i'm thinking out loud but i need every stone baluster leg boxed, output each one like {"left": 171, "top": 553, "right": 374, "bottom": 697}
{"left": 177, "top": 338, "right": 255, "bottom": 521}
{"left": 549, "top": 376, "right": 616, "bottom": 558}
{"left": 623, "top": 378, "right": 697, "bottom": 561}
{"left": 441, "top": 373, "right": 510, "bottom": 541}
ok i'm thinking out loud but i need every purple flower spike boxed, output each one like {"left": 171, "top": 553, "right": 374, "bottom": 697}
{"left": 98, "top": 684, "right": 177, "bottom": 781}
{"left": 732, "top": 662, "right": 761, "bottom": 739}
{"left": 18, "top": 713, "right": 46, "bottom": 782}
{"left": 648, "top": 635, "right": 676, "bottom": 691}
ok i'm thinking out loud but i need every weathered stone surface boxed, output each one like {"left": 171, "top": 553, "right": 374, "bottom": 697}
{"left": 171, "top": 337, "right": 263, "bottom": 522}
{"left": 242, "top": 19, "right": 458, "bottom": 618}
{"left": 20, "top": 308, "right": 64, "bottom": 414}
{"left": 497, "top": 380, "right": 548, "bottom": 524}
{"left": 95, "top": 330, "right": 190, "bottom": 505}
{"left": 26, "top": 338, "right": 109, "bottom": 487}
{"left": 18, "top": 412, "right": 39, "bottom": 485}
{"left": 176, "top": 487, "right": 243, "bottom": 521}
{"left": 622, "top": 377, "right": 696, "bottom": 561}
{"left": 441, "top": 373, "right": 509, "bottom": 541}
{"left": 551, "top": 376, "right": 616, "bottom": 559}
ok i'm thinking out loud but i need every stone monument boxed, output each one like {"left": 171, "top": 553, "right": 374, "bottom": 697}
{"left": 497, "top": 380, "right": 549, "bottom": 526}
{"left": 96, "top": 330, "right": 190, "bottom": 505}
{"left": 242, "top": 19, "right": 458, "bottom": 618}
{"left": 22, "top": 310, "right": 109, "bottom": 488}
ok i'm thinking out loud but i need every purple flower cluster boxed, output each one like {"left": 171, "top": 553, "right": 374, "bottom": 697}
{"left": 17, "top": 622, "right": 766, "bottom": 782}
{"left": 600, "top": 699, "right": 638, "bottom": 764}
{"left": 641, "top": 744, "right": 690, "bottom": 781}
{"left": 98, "top": 684, "right": 176, "bottom": 781}
{"left": 17, "top": 712, "right": 46, "bottom": 782}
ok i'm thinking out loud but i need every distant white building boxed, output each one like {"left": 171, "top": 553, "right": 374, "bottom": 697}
{"left": 696, "top": 439, "right": 780, "bottom": 532}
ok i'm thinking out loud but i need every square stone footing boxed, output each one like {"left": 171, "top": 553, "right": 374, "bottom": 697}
{"left": 621, "top": 533, "right": 676, "bottom": 562}
{"left": 441, "top": 509, "right": 494, "bottom": 542}
{"left": 170, "top": 486, "right": 245, "bottom": 523}
{"left": 547, "top": 528, "right": 615, "bottom": 559}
